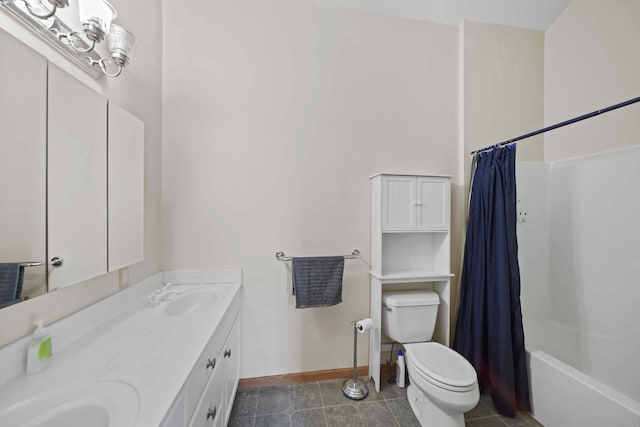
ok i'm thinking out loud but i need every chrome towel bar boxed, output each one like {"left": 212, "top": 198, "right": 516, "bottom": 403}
{"left": 19, "top": 257, "right": 64, "bottom": 267}
{"left": 276, "top": 249, "right": 360, "bottom": 261}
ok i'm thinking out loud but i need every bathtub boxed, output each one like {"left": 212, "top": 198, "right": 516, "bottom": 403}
{"left": 528, "top": 349, "right": 640, "bottom": 426}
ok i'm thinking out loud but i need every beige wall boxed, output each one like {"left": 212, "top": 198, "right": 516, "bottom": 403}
{"left": 0, "top": 0, "right": 162, "bottom": 346}
{"left": 544, "top": 0, "right": 640, "bottom": 161}
{"left": 462, "top": 20, "right": 544, "bottom": 181}
{"left": 162, "top": 0, "right": 459, "bottom": 378}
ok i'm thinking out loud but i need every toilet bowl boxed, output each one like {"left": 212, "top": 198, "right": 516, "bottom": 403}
{"left": 381, "top": 290, "right": 479, "bottom": 427}
{"left": 405, "top": 342, "right": 479, "bottom": 427}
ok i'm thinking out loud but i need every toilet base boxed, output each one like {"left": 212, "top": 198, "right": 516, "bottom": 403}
{"left": 407, "top": 384, "right": 466, "bottom": 427}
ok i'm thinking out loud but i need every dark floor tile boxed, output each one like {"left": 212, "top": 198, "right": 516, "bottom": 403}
{"left": 499, "top": 413, "right": 544, "bottom": 426}
{"left": 228, "top": 416, "right": 256, "bottom": 427}
{"left": 231, "top": 389, "right": 259, "bottom": 419}
{"left": 255, "top": 412, "right": 290, "bottom": 427}
{"left": 466, "top": 415, "right": 509, "bottom": 427}
{"left": 360, "top": 377, "right": 385, "bottom": 402}
{"left": 358, "top": 400, "right": 398, "bottom": 427}
{"left": 256, "top": 385, "right": 291, "bottom": 415}
{"left": 319, "top": 379, "right": 354, "bottom": 406}
{"left": 379, "top": 375, "right": 407, "bottom": 400}
{"left": 290, "top": 382, "right": 323, "bottom": 410}
{"left": 290, "top": 408, "right": 327, "bottom": 427}
{"left": 325, "top": 404, "right": 363, "bottom": 427}
{"left": 386, "top": 398, "right": 420, "bottom": 427}
{"left": 465, "top": 399, "right": 496, "bottom": 420}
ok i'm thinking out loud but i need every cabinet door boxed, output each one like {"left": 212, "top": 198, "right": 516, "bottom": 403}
{"left": 382, "top": 176, "right": 416, "bottom": 231}
{"left": 48, "top": 65, "right": 107, "bottom": 290}
{"left": 0, "top": 30, "right": 47, "bottom": 299}
{"left": 107, "top": 102, "right": 144, "bottom": 271}
{"left": 222, "top": 316, "right": 241, "bottom": 426}
{"left": 416, "top": 177, "right": 449, "bottom": 231}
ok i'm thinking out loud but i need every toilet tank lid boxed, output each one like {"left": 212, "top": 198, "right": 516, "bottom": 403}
{"left": 382, "top": 290, "right": 440, "bottom": 307}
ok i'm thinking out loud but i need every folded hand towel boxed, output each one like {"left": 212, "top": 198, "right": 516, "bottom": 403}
{"left": 292, "top": 256, "right": 344, "bottom": 309}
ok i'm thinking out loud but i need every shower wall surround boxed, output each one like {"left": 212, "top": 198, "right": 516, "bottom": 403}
{"left": 518, "top": 144, "right": 640, "bottom": 406}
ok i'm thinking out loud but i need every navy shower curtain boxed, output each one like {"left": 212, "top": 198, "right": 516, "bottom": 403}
{"left": 453, "top": 146, "right": 530, "bottom": 417}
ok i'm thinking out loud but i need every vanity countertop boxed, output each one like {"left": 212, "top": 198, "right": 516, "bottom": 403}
{"left": 0, "top": 270, "right": 242, "bottom": 427}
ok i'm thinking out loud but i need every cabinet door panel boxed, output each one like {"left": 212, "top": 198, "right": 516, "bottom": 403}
{"left": 416, "top": 177, "right": 449, "bottom": 231}
{"left": 108, "top": 102, "right": 144, "bottom": 271}
{"left": 48, "top": 65, "right": 107, "bottom": 290}
{"left": 382, "top": 176, "right": 416, "bottom": 231}
{"left": 0, "top": 29, "right": 47, "bottom": 299}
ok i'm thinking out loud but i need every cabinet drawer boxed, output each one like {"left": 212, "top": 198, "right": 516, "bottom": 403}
{"left": 189, "top": 356, "right": 224, "bottom": 427}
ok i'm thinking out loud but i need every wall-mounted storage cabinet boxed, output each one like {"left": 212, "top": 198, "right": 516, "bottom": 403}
{"left": 48, "top": 64, "right": 108, "bottom": 290}
{"left": 369, "top": 173, "right": 452, "bottom": 392}
{"left": 0, "top": 29, "right": 48, "bottom": 301}
{"left": 47, "top": 66, "right": 145, "bottom": 290}
{"left": 107, "top": 102, "right": 144, "bottom": 272}
{"left": 382, "top": 175, "right": 449, "bottom": 231}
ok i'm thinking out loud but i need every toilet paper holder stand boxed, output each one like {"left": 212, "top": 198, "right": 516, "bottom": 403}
{"left": 342, "top": 319, "right": 371, "bottom": 400}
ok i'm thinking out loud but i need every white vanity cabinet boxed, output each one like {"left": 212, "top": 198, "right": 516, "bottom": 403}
{"left": 161, "top": 313, "right": 241, "bottom": 427}
{"left": 369, "top": 173, "right": 453, "bottom": 392}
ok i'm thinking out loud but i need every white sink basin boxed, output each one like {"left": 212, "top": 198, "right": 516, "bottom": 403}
{"left": 0, "top": 380, "right": 139, "bottom": 427}
{"left": 164, "top": 291, "right": 219, "bottom": 317}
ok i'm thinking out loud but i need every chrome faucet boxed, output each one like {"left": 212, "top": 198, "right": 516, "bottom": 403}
{"left": 148, "top": 282, "right": 183, "bottom": 307}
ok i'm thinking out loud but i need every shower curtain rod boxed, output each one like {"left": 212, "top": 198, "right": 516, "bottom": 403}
{"left": 471, "top": 96, "right": 640, "bottom": 155}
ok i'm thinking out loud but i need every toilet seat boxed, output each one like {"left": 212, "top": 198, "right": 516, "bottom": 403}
{"left": 405, "top": 342, "right": 477, "bottom": 392}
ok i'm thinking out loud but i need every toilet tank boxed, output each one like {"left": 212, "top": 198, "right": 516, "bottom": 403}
{"left": 382, "top": 290, "right": 440, "bottom": 343}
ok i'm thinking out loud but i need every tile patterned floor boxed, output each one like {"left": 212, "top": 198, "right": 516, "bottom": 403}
{"left": 229, "top": 375, "right": 543, "bottom": 426}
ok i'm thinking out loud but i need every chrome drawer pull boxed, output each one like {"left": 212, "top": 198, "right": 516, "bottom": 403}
{"left": 206, "top": 406, "right": 217, "bottom": 421}
{"left": 206, "top": 358, "right": 216, "bottom": 369}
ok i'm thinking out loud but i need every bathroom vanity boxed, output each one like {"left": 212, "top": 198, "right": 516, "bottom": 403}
{"left": 0, "top": 269, "right": 241, "bottom": 427}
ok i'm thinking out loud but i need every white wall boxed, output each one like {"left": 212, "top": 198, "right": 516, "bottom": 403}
{"left": 544, "top": 0, "right": 640, "bottom": 161}
{"left": 162, "top": 0, "right": 459, "bottom": 378}
{"left": 0, "top": 0, "right": 162, "bottom": 346}
{"left": 462, "top": 20, "right": 544, "bottom": 175}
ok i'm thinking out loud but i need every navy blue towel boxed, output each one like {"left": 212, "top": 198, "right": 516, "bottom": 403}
{"left": 0, "top": 263, "right": 25, "bottom": 308}
{"left": 292, "top": 256, "right": 344, "bottom": 308}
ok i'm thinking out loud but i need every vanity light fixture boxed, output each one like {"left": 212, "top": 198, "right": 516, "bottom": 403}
{"left": 0, "top": 0, "right": 134, "bottom": 78}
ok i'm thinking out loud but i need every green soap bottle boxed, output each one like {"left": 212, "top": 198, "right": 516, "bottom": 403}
{"left": 26, "top": 320, "right": 52, "bottom": 374}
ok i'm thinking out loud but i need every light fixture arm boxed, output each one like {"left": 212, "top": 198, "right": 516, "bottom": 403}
{"left": 52, "top": 30, "right": 97, "bottom": 53}
{"left": 68, "top": 32, "right": 96, "bottom": 53}
{"left": 22, "top": 0, "right": 56, "bottom": 19}
{"left": 86, "top": 57, "right": 122, "bottom": 78}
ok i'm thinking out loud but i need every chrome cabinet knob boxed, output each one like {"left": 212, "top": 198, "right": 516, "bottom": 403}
{"left": 224, "top": 349, "right": 232, "bottom": 358}
{"left": 206, "top": 358, "right": 216, "bottom": 369}
{"left": 206, "top": 406, "right": 217, "bottom": 421}
{"left": 50, "top": 257, "right": 64, "bottom": 267}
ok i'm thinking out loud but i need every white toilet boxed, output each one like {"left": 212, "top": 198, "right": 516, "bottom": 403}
{"left": 382, "top": 290, "right": 479, "bottom": 427}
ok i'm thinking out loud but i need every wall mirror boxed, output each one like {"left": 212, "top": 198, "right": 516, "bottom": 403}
{"left": 0, "top": 25, "right": 144, "bottom": 311}
{"left": 0, "top": 27, "right": 49, "bottom": 309}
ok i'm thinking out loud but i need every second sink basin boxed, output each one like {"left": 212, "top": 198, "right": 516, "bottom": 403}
{"left": 0, "top": 380, "right": 139, "bottom": 427}
{"left": 164, "top": 291, "right": 219, "bottom": 317}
